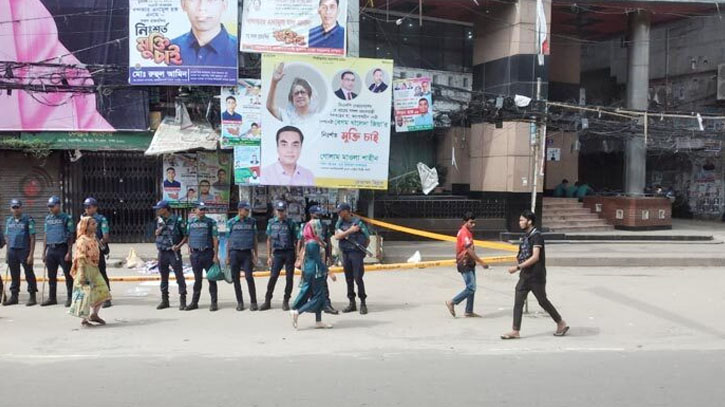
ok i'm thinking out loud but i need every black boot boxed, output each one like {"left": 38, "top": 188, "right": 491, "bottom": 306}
{"left": 64, "top": 295, "right": 72, "bottom": 308}
{"left": 26, "top": 293, "right": 37, "bottom": 307}
{"left": 41, "top": 297, "right": 57, "bottom": 306}
{"left": 209, "top": 302, "right": 219, "bottom": 312}
{"left": 259, "top": 300, "right": 271, "bottom": 311}
{"left": 184, "top": 292, "right": 200, "bottom": 311}
{"left": 360, "top": 300, "right": 368, "bottom": 315}
{"left": 236, "top": 302, "right": 245, "bottom": 311}
{"left": 342, "top": 299, "right": 356, "bottom": 313}
{"left": 178, "top": 294, "right": 187, "bottom": 311}
{"left": 3, "top": 293, "right": 18, "bottom": 306}
{"left": 157, "top": 295, "right": 170, "bottom": 310}
{"left": 250, "top": 302, "right": 259, "bottom": 311}
{"left": 102, "top": 299, "right": 112, "bottom": 308}
{"left": 282, "top": 299, "right": 290, "bottom": 311}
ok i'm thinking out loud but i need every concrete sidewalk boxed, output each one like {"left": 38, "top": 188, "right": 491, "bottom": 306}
{"left": 4, "top": 217, "right": 725, "bottom": 269}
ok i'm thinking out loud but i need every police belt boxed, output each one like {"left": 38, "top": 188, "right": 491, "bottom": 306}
{"left": 272, "top": 247, "right": 294, "bottom": 253}
{"left": 190, "top": 247, "right": 212, "bottom": 253}
{"left": 47, "top": 243, "right": 68, "bottom": 249}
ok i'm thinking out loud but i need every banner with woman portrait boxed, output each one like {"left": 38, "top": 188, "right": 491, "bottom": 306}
{"left": 241, "top": 0, "right": 347, "bottom": 56}
{"left": 260, "top": 54, "right": 393, "bottom": 190}
{"left": 129, "top": 0, "right": 238, "bottom": 85}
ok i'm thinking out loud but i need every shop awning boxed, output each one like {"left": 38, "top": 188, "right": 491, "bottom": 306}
{"left": 19, "top": 131, "right": 152, "bottom": 151}
{"left": 144, "top": 118, "right": 219, "bottom": 156}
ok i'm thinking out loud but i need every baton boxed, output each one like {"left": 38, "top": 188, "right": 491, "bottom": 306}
{"left": 344, "top": 237, "right": 374, "bottom": 257}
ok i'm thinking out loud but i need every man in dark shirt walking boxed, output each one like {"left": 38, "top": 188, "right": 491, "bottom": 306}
{"left": 501, "top": 210, "right": 569, "bottom": 339}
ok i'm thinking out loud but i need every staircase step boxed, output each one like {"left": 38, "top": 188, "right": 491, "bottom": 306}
{"left": 551, "top": 226, "right": 615, "bottom": 233}
{"left": 543, "top": 209, "right": 594, "bottom": 216}
{"left": 543, "top": 214, "right": 603, "bottom": 221}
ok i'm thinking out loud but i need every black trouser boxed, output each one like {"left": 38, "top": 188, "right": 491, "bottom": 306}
{"left": 158, "top": 249, "right": 187, "bottom": 296}
{"left": 190, "top": 248, "right": 216, "bottom": 302}
{"left": 512, "top": 276, "right": 562, "bottom": 331}
{"left": 45, "top": 244, "right": 72, "bottom": 299}
{"left": 230, "top": 249, "right": 257, "bottom": 304}
{"left": 98, "top": 253, "right": 110, "bottom": 290}
{"left": 265, "top": 249, "right": 295, "bottom": 302}
{"left": 342, "top": 250, "right": 366, "bottom": 301}
{"left": 7, "top": 248, "right": 37, "bottom": 294}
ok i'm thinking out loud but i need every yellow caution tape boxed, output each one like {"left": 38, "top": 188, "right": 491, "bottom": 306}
{"left": 3, "top": 255, "right": 516, "bottom": 283}
{"left": 358, "top": 216, "right": 518, "bottom": 252}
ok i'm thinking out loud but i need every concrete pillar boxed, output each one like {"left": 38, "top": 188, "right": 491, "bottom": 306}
{"left": 624, "top": 11, "right": 650, "bottom": 196}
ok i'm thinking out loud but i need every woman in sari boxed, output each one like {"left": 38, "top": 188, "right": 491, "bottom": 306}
{"left": 69, "top": 216, "right": 111, "bottom": 327}
{"left": 290, "top": 207, "right": 336, "bottom": 329}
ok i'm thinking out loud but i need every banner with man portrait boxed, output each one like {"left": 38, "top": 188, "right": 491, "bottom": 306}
{"left": 162, "top": 153, "right": 199, "bottom": 207}
{"left": 393, "top": 77, "right": 434, "bottom": 132}
{"left": 129, "top": 0, "right": 238, "bottom": 86}
{"left": 260, "top": 54, "right": 393, "bottom": 190}
{"left": 241, "top": 0, "right": 347, "bottom": 56}
{"left": 221, "top": 79, "right": 262, "bottom": 148}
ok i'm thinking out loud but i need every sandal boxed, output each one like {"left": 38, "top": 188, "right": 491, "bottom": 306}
{"left": 89, "top": 315, "right": 106, "bottom": 325}
{"left": 554, "top": 326, "right": 570, "bottom": 337}
{"left": 81, "top": 320, "right": 94, "bottom": 328}
{"left": 500, "top": 334, "right": 520, "bottom": 340}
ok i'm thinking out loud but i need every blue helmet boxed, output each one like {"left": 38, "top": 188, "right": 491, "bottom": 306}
{"left": 10, "top": 199, "right": 22, "bottom": 208}
{"left": 83, "top": 197, "right": 98, "bottom": 207}
{"left": 47, "top": 196, "right": 61, "bottom": 207}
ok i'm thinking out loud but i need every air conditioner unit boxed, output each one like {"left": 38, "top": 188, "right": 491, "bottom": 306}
{"left": 717, "top": 64, "right": 725, "bottom": 100}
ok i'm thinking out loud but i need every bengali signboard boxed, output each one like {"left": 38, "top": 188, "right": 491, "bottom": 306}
{"left": 129, "top": 0, "right": 238, "bottom": 85}
{"left": 241, "top": 0, "right": 347, "bottom": 56}
{"left": 260, "top": 54, "right": 392, "bottom": 189}
{"left": 393, "top": 77, "right": 434, "bottom": 132}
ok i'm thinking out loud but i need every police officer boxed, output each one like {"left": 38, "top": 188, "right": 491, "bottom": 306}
{"left": 42, "top": 196, "right": 74, "bottom": 307}
{"left": 0, "top": 223, "right": 4, "bottom": 301}
{"left": 3, "top": 199, "right": 38, "bottom": 306}
{"left": 185, "top": 202, "right": 220, "bottom": 311}
{"left": 261, "top": 201, "right": 298, "bottom": 311}
{"left": 83, "top": 197, "right": 112, "bottom": 308}
{"left": 334, "top": 203, "right": 371, "bottom": 315}
{"left": 153, "top": 200, "right": 187, "bottom": 311}
{"left": 226, "top": 201, "right": 258, "bottom": 311}
{"left": 296, "top": 206, "right": 338, "bottom": 315}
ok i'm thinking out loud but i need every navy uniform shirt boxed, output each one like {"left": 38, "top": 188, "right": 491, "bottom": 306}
{"left": 335, "top": 217, "right": 370, "bottom": 253}
{"left": 226, "top": 215, "right": 257, "bottom": 251}
{"left": 44, "top": 212, "right": 74, "bottom": 245}
{"left": 266, "top": 217, "right": 298, "bottom": 251}
{"left": 156, "top": 214, "right": 186, "bottom": 251}
{"left": 187, "top": 216, "right": 218, "bottom": 250}
{"left": 5, "top": 214, "right": 35, "bottom": 249}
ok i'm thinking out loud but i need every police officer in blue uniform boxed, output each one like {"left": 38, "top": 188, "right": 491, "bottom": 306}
{"left": 185, "top": 202, "right": 220, "bottom": 311}
{"left": 83, "top": 197, "right": 112, "bottom": 308}
{"left": 226, "top": 201, "right": 259, "bottom": 311}
{"left": 42, "top": 196, "right": 75, "bottom": 307}
{"left": 153, "top": 200, "right": 188, "bottom": 311}
{"left": 334, "top": 203, "right": 371, "bottom": 315}
{"left": 261, "top": 201, "right": 298, "bottom": 311}
{"left": 3, "top": 199, "right": 38, "bottom": 306}
{"left": 0, "top": 222, "right": 4, "bottom": 301}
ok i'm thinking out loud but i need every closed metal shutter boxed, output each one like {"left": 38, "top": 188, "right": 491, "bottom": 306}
{"left": 0, "top": 151, "right": 62, "bottom": 241}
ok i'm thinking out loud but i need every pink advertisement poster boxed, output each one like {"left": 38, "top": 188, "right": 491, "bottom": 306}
{"left": 0, "top": 0, "right": 148, "bottom": 131}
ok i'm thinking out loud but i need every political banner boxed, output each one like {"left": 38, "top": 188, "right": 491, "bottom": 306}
{"left": 241, "top": 0, "right": 347, "bottom": 56}
{"left": 393, "top": 77, "right": 434, "bottom": 132}
{"left": 197, "top": 151, "right": 232, "bottom": 211}
{"left": 260, "top": 54, "right": 392, "bottom": 189}
{"left": 234, "top": 146, "right": 262, "bottom": 186}
{"left": 162, "top": 153, "right": 199, "bottom": 207}
{"left": 129, "top": 0, "right": 238, "bottom": 86}
{"left": 0, "top": 0, "right": 148, "bottom": 131}
{"left": 221, "top": 79, "right": 263, "bottom": 148}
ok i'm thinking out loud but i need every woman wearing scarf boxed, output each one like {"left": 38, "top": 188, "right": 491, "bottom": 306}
{"left": 68, "top": 216, "right": 111, "bottom": 327}
{"left": 290, "top": 206, "right": 336, "bottom": 329}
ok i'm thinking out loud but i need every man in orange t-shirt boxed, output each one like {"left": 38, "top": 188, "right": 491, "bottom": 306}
{"left": 446, "top": 212, "right": 489, "bottom": 318}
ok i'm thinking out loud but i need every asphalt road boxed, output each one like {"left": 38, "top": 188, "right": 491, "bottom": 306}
{"left": 2, "top": 265, "right": 724, "bottom": 406}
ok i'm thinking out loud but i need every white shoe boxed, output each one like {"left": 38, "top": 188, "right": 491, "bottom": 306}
{"left": 315, "top": 322, "right": 333, "bottom": 329}
{"left": 291, "top": 310, "right": 299, "bottom": 329}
